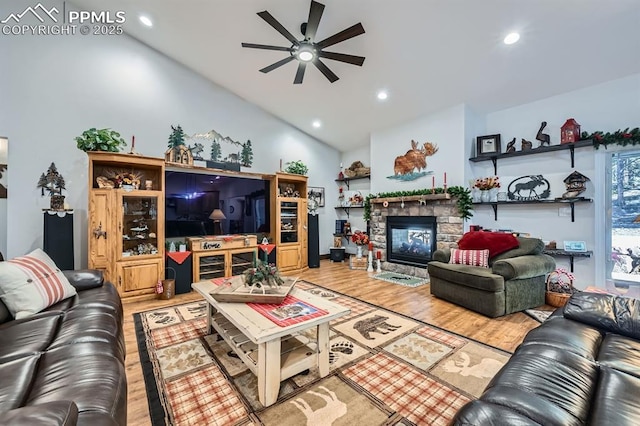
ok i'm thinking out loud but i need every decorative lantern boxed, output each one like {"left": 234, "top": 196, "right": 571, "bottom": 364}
{"left": 561, "top": 118, "right": 581, "bottom": 144}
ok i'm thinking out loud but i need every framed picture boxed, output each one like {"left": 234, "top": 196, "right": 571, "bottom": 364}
{"left": 307, "top": 186, "right": 325, "bottom": 207}
{"left": 564, "top": 241, "right": 587, "bottom": 252}
{"left": 476, "top": 134, "right": 501, "bottom": 156}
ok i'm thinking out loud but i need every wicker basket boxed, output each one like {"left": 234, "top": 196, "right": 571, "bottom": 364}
{"left": 545, "top": 269, "right": 574, "bottom": 308}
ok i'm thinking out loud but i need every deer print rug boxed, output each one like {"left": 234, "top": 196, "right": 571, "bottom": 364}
{"left": 135, "top": 281, "right": 510, "bottom": 426}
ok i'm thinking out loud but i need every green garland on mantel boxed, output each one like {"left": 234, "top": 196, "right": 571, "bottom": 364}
{"left": 582, "top": 127, "right": 640, "bottom": 149}
{"left": 363, "top": 185, "right": 473, "bottom": 221}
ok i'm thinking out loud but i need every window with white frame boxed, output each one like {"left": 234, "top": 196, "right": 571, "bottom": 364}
{"left": 607, "top": 150, "right": 640, "bottom": 286}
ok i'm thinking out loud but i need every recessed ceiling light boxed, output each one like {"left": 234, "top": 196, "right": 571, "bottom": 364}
{"left": 312, "top": 120, "right": 322, "bottom": 128}
{"left": 139, "top": 15, "right": 153, "bottom": 27}
{"left": 377, "top": 91, "right": 388, "bottom": 100}
{"left": 503, "top": 32, "right": 520, "bottom": 45}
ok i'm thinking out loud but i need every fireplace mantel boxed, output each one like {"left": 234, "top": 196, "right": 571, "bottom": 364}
{"left": 370, "top": 193, "right": 450, "bottom": 204}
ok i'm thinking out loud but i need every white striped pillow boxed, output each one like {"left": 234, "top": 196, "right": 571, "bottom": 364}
{"left": 0, "top": 248, "right": 77, "bottom": 319}
{"left": 449, "top": 248, "right": 490, "bottom": 268}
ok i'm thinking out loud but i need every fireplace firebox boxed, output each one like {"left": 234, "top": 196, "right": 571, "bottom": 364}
{"left": 386, "top": 216, "right": 437, "bottom": 267}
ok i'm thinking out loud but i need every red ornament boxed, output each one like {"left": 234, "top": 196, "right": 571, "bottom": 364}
{"left": 561, "top": 118, "right": 581, "bottom": 144}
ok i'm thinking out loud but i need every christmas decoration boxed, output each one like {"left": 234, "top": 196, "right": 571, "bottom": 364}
{"left": 582, "top": 127, "right": 640, "bottom": 149}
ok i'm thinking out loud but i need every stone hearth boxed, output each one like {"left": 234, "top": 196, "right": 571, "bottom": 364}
{"left": 370, "top": 198, "right": 464, "bottom": 278}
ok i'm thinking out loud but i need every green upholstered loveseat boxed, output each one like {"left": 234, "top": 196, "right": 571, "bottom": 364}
{"left": 427, "top": 237, "right": 556, "bottom": 317}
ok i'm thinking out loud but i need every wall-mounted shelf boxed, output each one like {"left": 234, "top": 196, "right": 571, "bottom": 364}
{"left": 334, "top": 205, "right": 364, "bottom": 218}
{"left": 473, "top": 197, "right": 593, "bottom": 222}
{"left": 543, "top": 249, "right": 593, "bottom": 272}
{"left": 335, "top": 174, "right": 370, "bottom": 190}
{"left": 469, "top": 139, "right": 593, "bottom": 174}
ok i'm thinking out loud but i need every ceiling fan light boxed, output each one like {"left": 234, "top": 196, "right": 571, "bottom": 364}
{"left": 504, "top": 32, "right": 520, "bottom": 45}
{"left": 295, "top": 44, "right": 316, "bottom": 62}
{"left": 298, "top": 50, "right": 314, "bottom": 62}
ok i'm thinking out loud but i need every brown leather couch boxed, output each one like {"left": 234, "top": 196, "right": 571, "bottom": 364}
{"left": 452, "top": 292, "right": 640, "bottom": 425}
{"left": 0, "top": 270, "right": 126, "bottom": 425}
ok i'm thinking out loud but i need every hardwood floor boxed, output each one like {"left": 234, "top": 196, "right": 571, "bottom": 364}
{"left": 122, "top": 259, "right": 543, "bottom": 425}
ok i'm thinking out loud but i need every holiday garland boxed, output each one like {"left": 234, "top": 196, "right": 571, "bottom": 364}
{"left": 582, "top": 127, "right": 640, "bottom": 149}
{"left": 363, "top": 185, "right": 473, "bottom": 221}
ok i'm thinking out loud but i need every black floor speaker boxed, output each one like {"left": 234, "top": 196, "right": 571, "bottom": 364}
{"left": 308, "top": 214, "right": 320, "bottom": 268}
{"left": 43, "top": 210, "right": 74, "bottom": 270}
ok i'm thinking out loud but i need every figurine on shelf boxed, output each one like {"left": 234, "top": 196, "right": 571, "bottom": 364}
{"left": 560, "top": 171, "right": 590, "bottom": 199}
{"left": 506, "top": 137, "right": 516, "bottom": 153}
{"left": 536, "top": 121, "right": 551, "bottom": 147}
{"left": 521, "top": 138, "right": 533, "bottom": 150}
{"left": 338, "top": 162, "right": 344, "bottom": 180}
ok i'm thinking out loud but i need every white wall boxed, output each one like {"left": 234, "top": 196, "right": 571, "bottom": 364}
{"left": 0, "top": 14, "right": 340, "bottom": 265}
{"left": 370, "top": 104, "right": 467, "bottom": 193}
{"left": 474, "top": 73, "right": 640, "bottom": 289}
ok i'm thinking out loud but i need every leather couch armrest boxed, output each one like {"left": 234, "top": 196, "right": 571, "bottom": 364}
{"left": 432, "top": 249, "right": 451, "bottom": 263}
{"left": 491, "top": 254, "right": 555, "bottom": 280}
{"left": 0, "top": 400, "right": 78, "bottom": 426}
{"left": 564, "top": 292, "right": 640, "bottom": 339}
{"left": 62, "top": 269, "right": 104, "bottom": 291}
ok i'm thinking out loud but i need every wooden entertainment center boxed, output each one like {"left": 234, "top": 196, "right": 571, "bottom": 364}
{"left": 87, "top": 153, "right": 308, "bottom": 300}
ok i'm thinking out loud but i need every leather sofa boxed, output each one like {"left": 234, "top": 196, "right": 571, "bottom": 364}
{"left": 427, "top": 236, "right": 556, "bottom": 317}
{"left": 0, "top": 270, "right": 127, "bottom": 425}
{"left": 452, "top": 291, "right": 640, "bottom": 425}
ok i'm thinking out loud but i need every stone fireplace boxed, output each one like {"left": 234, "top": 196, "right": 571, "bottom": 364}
{"left": 370, "top": 196, "right": 464, "bottom": 278}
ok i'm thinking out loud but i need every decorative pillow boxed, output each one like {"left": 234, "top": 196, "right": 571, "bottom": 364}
{"left": 458, "top": 231, "right": 520, "bottom": 258}
{"left": 0, "top": 249, "right": 77, "bottom": 319}
{"left": 449, "top": 248, "right": 490, "bottom": 268}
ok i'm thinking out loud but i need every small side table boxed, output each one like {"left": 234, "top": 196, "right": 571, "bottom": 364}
{"left": 43, "top": 209, "right": 74, "bottom": 270}
{"left": 330, "top": 247, "right": 346, "bottom": 262}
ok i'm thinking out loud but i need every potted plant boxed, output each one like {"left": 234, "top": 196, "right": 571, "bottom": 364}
{"left": 285, "top": 160, "right": 309, "bottom": 175}
{"left": 75, "top": 128, "right": 127, "bottom": 152}
{"left": 37, "top": 162, "right": 66, "bottom": 210}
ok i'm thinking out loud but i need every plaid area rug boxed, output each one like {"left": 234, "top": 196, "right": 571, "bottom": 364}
{"left": 135, "top": 281, "right": 510, "bottom": 426}
{"left": 372, "top": 271, "right": 429, "bottom": 287}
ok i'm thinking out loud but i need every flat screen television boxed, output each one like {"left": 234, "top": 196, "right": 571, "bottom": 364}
{"left": 165, "top": 170, "right": 270, "bottom": 238}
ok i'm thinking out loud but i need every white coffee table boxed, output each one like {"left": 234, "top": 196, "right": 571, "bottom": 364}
{"left": 191, "top": 280, "right": 350, "bottom": 407}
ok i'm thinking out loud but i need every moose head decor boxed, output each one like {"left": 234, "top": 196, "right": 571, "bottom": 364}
{"left": 393, "top": 140, "right": 439, "bottom": 176}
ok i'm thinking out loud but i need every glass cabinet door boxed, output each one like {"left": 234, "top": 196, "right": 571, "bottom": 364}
{"left": 199, "top": 254, "right": 226, "bottom": 280}
{"left": 230, "top": 250, "right": 256, "bottom": 276}
{"left": 280, "top": 201, "right": 298, "bottom": 243}
{"left": 120, "top": 195, "right": 160, "bottom": 258}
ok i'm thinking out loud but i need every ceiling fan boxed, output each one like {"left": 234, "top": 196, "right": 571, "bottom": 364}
{"left": 241, "top": 0, "right": 365, "bottom": 84}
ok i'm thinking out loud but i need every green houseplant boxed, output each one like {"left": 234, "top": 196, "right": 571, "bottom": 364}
{"left": 284, "top": 160, "right": 308, "bottom": 175}
{"left": 75, "top": 128, "right": 127, "bottom": 152}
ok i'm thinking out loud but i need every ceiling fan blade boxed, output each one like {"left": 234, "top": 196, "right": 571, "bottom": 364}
{"left": 313, "top": 59, "right": 339, "bottom": 83}
{"left": 316, "top": 22, "right": 365, "bottom": 49}
{"left": 318, "top": 51, "right": 365, "bottom": 66}
{"left": 294, "top": 62, "right": 307, "bottom": 84}
{"left": 257, "top": 11, "right": 300, "bottom": 45}
{"left": 304, "top": 0, "right": 325, "bottom": 41}
{"left": 259, "top": 56, "right": 295, "bottom": 73}
{"left": 241, "top": 42, "right": 292, "bottom": 52}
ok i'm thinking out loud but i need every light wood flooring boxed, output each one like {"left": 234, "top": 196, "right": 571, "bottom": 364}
{"left": 122, "top": 259, "right": 545, "bottom": 425}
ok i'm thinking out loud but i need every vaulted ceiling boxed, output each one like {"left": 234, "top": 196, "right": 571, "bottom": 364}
{"left": 75, "top": 0, "right": 640, "bottom": 152}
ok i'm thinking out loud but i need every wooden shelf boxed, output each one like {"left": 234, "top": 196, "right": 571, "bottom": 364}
{"left": 334, "top": 205, "right": 364, "bottom": 218}
{"left": 473, "top": 197, "right": 593, "bottom": 222}
{"left": 469, "top": 139, "right": 593, "bottom": 174}
{"left": 543, "top": 249, "right": 593, "bottom": 272}
{"left": 335, "top": 174, "right": 370, "bottom": 190}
